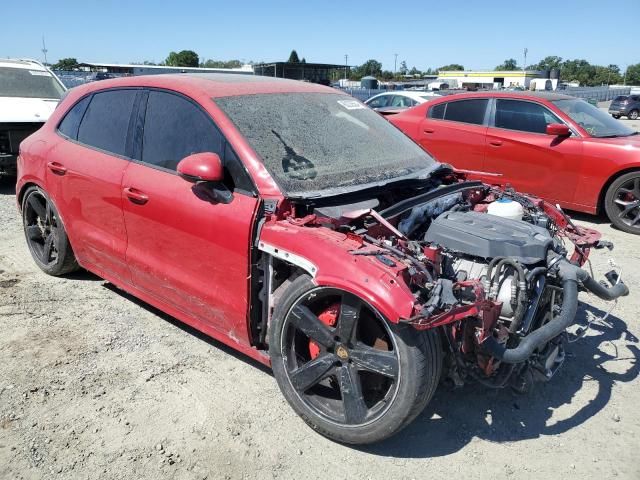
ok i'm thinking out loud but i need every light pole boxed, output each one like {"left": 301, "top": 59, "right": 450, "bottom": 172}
{"left": 394, "top": 53, "right": 398, "bottom": 76}
{"left": 41, "top": 36, "right": 48, "bottom": 66}
{"left": 344, "top": 54, "right": 348, "bottom": 81}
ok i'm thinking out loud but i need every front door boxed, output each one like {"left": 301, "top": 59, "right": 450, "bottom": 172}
{"left": 483, "top": 98, "right": 583, "bottom": 206}
{"left": 121, "top": 89, "right": 259, "bottom": 339}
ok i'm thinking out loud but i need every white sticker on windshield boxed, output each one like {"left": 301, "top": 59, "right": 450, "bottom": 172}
{"left": 337, "top": 99, "right": 365, "bottom": 110}
{"left": 28, "top": 70, "right": 50, "bottom": 76}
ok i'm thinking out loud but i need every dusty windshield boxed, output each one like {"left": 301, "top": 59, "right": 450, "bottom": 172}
{"left": 215, "top": 92, "right": 436, "bottom": 196}
{"left": 0, "top": 67, "right": 65, "bottom": 99}
{"left": 552, "top": 98, "right": 635, "bottom": 138}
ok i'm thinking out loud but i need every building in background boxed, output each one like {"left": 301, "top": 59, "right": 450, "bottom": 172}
{"left": 436, "top": 69, "right": 558, "bottom": 90}
{"left": 75, "top": 62, "right": 254, "bottom": 76}
{"left": 253, "top": 62, "right": 348, "bottom": 85}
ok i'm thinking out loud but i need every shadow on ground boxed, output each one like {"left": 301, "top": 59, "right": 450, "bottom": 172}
{"left": 363, "top": 302, "right": 638, "bottom": 458}
{"left": 99, "top": 279, "right": 638, "bottom": 457}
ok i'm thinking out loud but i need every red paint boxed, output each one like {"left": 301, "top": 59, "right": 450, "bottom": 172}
{"left": 177, "top": 152, "right": 224, "bottom": 182}
{"left": 390, "top": 92, "right": 640, "bottom": 214}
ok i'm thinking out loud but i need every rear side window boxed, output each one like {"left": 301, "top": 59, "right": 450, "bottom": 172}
{"left": 141, "top": 91, "right": 222, "bottom": 170}
{"left": 58, "top": 96, "right": 91, "bottom": 140}
{"left": 495, "top": 99, "right": 561, "bottom": 134}
{"left": 429, "top": 103, "right": 446, "bottom": 119}
{"left": 443, "top": 99, "right": 488, "bottom": 125}
{"left": 77, "top": 90, "right": 137, "bottom": 157}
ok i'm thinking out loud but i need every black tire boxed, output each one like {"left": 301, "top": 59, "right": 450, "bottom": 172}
{"left": 604, "top": 171, "right": 640, "bottom": 235}
{"left": 22, "top": 186, "right": 79, "bottom": 275}
{"left": 611, "top": 114, "right": 621, "bottom": 119}
{"left": 269, "top": 275, "right": 442, "bottom": 444}
{"left": 629, "top": 110, "right": 639, "bottom": 120}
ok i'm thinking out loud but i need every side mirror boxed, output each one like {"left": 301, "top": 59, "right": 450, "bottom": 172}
{"left": 177, "top": 152, "right": 223, "bottom": 183}
{"left": 546, "top": 123, "right": 571, "bottom": 137}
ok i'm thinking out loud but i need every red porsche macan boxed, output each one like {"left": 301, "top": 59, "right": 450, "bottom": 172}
{"left": 16, "top": 75, "right": 628, "bottom": 444}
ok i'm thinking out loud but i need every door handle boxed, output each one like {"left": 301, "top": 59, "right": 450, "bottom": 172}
{"left": 123, "top": 187, "right": 149, "bottom": 205}
{"left": 423, "top": 128, "right": 435, "bottom": 134}
{"left": 47, "top": 161, "right": 67, "bottom": 175}
{"left": 489, "top": 140, "right": 503, "bottom": 147}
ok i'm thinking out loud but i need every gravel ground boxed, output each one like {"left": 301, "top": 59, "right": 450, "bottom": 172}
{"left": 0, "top": 177, "right": 639, "bottom": 480}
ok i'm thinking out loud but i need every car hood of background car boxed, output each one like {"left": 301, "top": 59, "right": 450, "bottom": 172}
{"left": 0, "top": 97, "right": 59, "bottom": 123}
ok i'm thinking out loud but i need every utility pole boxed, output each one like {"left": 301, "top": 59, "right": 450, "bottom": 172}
{"left": 394, "top": 53, "right": 398, "bottom": 76}
{"left": 41, "top": 36, "right": 48, "bottom": 66}
{"left": 344, "top": 54, "right": 348, "bottom": 81}
{"left": 523, "top": 47, "right": 528, "bottom": 72}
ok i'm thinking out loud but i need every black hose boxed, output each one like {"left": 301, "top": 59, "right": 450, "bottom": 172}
{"left": 577, "top": 269, "right": 629, "bottom": 300}
{"left": 483, "top": 258, "right": 629, "bottom": 364}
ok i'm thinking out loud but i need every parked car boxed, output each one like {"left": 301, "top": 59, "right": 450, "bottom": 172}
{"left": 0, "top": 58, "right": 66, "bottom": 177}
{"left": 17, "top": 75, "right": 627, "bottom": 444}
{"left": 609, "top": 95, "right": 640, "bottom": 120}
{"left": 364, "top": 91, "right": 440, "bottom": 116}
{"left": 389, "top": 91, "right": 640, "bottom": 234}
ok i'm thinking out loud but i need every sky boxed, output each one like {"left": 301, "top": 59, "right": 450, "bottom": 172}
{"left": 1, "top": 0, "right": 637, "bottom": 71}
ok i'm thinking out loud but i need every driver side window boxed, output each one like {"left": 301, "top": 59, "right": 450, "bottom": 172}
{"left": 140, "top": 90, "right": 255, "bottom": 193}
{"left": 368, "top": 95, "right": 390, "bottom": 108}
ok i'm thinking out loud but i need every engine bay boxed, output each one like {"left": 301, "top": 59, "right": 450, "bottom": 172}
{"left": 274, "top": 169, "right": 628, "bottom": 391}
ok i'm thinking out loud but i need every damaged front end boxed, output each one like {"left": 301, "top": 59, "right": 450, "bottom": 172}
{"left": 257, "top": 171, "right": 629, "bottom": 392}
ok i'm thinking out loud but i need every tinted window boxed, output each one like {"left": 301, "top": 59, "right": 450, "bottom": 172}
{"left": 78, "top": 90, "right": 137, "bottom": 156}
{"left": 367, "top": 95, "right": 390, "bottom": 108}
{"left": 223, "top": 142, "right": 255, "bottom": 193}
{"left": 443, "top": 99, "right": 488, "bottom": 125}
{"left": 390, "top": 95, "right": 415, "bottom": 107}
{"left": 495, "top": 99, "right": 561, "bottom": 134}
{"left": 58, "top": 96, "right": 91, "bottom": 140}
{"left": 429, "top": 103, "right": 445, "bottom": 119}
{"left": 142, "top": 91, "right": 222, "bottom": 170}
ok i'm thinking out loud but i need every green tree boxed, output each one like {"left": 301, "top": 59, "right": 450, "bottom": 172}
{"left": 528, "top": 55, "right": 563, "bottom": 71}
{"left": 560, "top": 59, "right": 596, "bottom": 86}
{"left": 495, "top": 58, "right": 519, "bottom": 71}
{"left": 300, "top": 57, "right": 306, "bottom": 64}
{"left": 52, "top": 57, "right": 78, "bottom": 70}
{"left": 438, "top": 64, "right": 464, "bottom": 71}
{"left": 350, "top": 59, "right": 382, "bottom": 80}
{"left": 398, "top": 60, "right": 408, "bottom": 75}
{"left": 165, "top": 50, "right": 199, "bottom": 67}
{"left": 409, "top": 66, "right": 421, "bottom": 76}
{"left": 380, "top": 70, "right": 394, "bottom": 80}
{"left": 625, "top": 63, "right": 640, "bottom": 85}
{"left": 288, "top": 50, "right": 300, "bottom": 63}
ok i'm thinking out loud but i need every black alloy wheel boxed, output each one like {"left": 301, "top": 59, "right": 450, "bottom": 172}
{"left": 282, "top": 289, "right": 400, "bottom": 427}
{"left": 605, "top": 172, "right": 640, "bottom": 235}
{"left": 629, "top": 110, "right": 639, "bottom": 120}
{"left": 270, "top": 275, "right": 442, "bottom": 444}
{"left": 22, "top": 187, "right": 78, "bottom": 275}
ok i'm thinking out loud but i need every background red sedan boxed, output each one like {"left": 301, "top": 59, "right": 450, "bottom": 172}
{"left": 389, "top": 92, "right": 640, "bottom": 234}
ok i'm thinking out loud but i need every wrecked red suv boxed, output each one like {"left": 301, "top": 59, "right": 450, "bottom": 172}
{"left": 17, "top": 75, "right": 628, "bottom": 444}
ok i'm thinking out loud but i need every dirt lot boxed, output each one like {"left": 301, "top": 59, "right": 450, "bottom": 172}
{"left": 1, "top": 176, "right": 639, "bottom": 480}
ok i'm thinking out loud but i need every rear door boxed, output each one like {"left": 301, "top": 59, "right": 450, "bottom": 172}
{"left": 417, "top": 98, "right": 489, "bottom": 171}
{"left": 121, "top": 89, "right": 259, "bottom": 338}
{"left": 483, "top": 98, "right": 583, "bottom": 205}
{"left": 46, "top": 89, "right": 139, "bottom": 282}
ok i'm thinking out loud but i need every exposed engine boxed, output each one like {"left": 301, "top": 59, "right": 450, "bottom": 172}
{"left": 281, "top": 171, "right": 629, "bottom": 392}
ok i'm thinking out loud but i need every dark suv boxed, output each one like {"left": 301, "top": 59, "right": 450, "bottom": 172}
{"left": 609, "top": 95, "right": 640, "bottom": 120}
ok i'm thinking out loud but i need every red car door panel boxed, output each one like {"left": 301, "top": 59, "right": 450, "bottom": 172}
{"left": 44, "top": 90, "right": 137, "bottom": 283}
{"left": 416, "top": 98, "right": 489, "bottom": 172}
{"left": 121, "top": 163, "right": 258, "bottom": 338}
{"left": 483, "top": 99, "right": 584, "bottom": 207}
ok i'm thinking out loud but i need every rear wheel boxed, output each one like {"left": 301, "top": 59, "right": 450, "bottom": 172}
{"left": 604, "top": 172, "right": 640, "bottom": 235}
{"left": 269, "top": 275, "right": 442, "bottom": 444}
{"left": 611, "top": 114, "right": 621, "bottom": 119}
{"left": 22, "top": 186, "right": 79, "bottom": 275}
{"left": 628, "top": 110, "right": 639, "bottom": 120}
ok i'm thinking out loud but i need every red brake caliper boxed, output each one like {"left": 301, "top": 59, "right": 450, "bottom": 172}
{"left": 309, "top": 303, "right": 340, "bottom": 359}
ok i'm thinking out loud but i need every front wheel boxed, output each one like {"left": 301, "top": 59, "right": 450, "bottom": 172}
{"left": 269, "top": 275, "right": 442, "bottom": 444}
{"left": 628, "top": 110, "right": 639, "bottom": 120}
{"left": 604, "top": 172, "right": 640, "bottom": 235}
